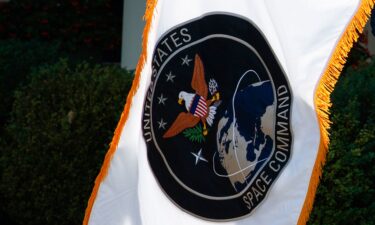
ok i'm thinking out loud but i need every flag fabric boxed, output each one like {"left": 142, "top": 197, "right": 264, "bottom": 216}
{"left": 84, "top": 1, "right": 374, "bottom": 225}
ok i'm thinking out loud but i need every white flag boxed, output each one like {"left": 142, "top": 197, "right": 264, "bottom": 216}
{"left": 84, "top": 1, "right": 374, "bottom": 225}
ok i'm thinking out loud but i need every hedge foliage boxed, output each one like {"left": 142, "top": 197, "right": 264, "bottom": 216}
{"left": 0, "top": 60, "right": 133, "bottom": 225}
{"left": 308, "top": 61, "right": 375, "bottom": 224}
{"left": 0, "top": 40, "right": 61, "bottom": 131}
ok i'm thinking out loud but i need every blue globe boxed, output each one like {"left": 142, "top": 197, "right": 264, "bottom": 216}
{"left": 216, "top": 78, "right": 275, "bottom": 192}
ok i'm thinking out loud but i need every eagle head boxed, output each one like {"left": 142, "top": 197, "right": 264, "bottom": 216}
{"left": 178, "top": 91, "right": 194, "bottom": 111}
{"left": 178, "top": 91, "right": 185, "bottom": 105}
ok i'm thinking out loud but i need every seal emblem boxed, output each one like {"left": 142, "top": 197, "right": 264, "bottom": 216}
{"left": 142, "top": 13, "right": 292, "bottom": 221}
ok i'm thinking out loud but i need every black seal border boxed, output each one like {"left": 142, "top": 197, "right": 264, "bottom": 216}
{"left": 142, "top": 12, "right": 293, "bottom": 221}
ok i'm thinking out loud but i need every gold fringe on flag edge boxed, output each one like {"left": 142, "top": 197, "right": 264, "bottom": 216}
{"left": 82, "top": 1, "right": 158, "bottom": 225}
{"left": 298, "top": 0, "right": 375, "bottom": 224}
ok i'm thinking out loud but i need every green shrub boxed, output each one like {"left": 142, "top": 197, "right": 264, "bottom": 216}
{"left": 0, "top": 39, "right": 61, "bottom": 131}
{"left": 308, "top": 60, "right": 375, "bottom": 225}
{"left": 0, "top": 60, "right": 133, "bottom": 225}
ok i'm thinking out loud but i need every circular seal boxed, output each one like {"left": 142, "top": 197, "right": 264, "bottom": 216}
{"left": 142, "top": 13, "right": 292, "bottom": 221}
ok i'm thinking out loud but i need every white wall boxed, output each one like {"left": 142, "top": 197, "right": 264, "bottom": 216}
{"left": 367, "top": 23, "right": 375, "bottom": 55}
{"left": 121, "top": 0, "right": 145, "bottom": 69}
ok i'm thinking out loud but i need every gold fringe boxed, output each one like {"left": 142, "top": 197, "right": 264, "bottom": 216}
{"left": 82, "top": 1, "right": 158, "bottom": 225}
{"left": 297, "top": 0, "right": 375, "bottom": 224}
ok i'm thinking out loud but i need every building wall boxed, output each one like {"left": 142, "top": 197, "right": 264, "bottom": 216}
{"left": 121, "top": 0, "right": 145, "bottom": 69}
{"left": 367, "top": 23, "right": 375, "bottom": 55}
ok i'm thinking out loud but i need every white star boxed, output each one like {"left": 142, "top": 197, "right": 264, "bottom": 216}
{"left": 181, "top": 55, "right": 192, "bottom": 66}
{"left": 157, "top": 94, "right": 167, "bottom": 105}
{"left": 191, "top": 149, "right": 208, "bottom": 165}
{"left": 157, "top": 118, "right": 167, "bottom": 130}
{"left": 166, "top": 71, "right": 176, "bottom": 82}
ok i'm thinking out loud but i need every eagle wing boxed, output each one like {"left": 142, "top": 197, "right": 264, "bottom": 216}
{"left": 163, "top": 112, "right": 200, "bottom": 138}
{"left": 191, "top": 54, "right": 208, "bottom": 99}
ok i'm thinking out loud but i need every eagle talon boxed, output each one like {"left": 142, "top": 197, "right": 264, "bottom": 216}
{"left": 203, "top": 129, "right": 208, "bottom": 136}
{"left": 211, "top": 92, "right": 220, "bottom": 101}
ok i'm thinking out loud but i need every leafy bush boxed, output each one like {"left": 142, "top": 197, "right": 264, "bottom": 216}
{"left": 0, "top": 60, "right": 133, "bottom": 225}
{"left": 0, "top": 39, "right": 61, "bottom": 131}
{"left": 308, "top": 60, "right": 375, "bottom": 224}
